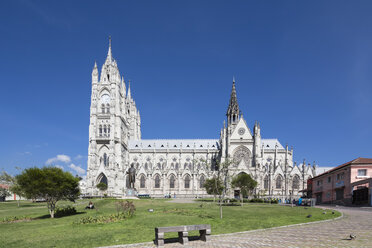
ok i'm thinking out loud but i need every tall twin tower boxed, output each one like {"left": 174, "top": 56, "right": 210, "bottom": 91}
{"left": 86, "top": 40, "right": 315, "bottom": 198}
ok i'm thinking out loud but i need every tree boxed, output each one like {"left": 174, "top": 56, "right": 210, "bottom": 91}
{"left": 0, "top": 171, "right": 23, "bottom": 206}
{"left": 204, "top": 177, "right": 224, "bottom": 202}
{"left": 231, "top": 173, "right": 258, "bottom": 206}
{"left": 96, "top": 182, "right": 107, "bottom": 197}
{"left": 0, "top": 187, "right": 10, "bottom": 200}
{"left": 16, "top": 167, "right": 80, "bottom": 218}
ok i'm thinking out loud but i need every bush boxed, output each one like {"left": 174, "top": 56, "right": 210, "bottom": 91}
{"left": 1, "top": 215, "right": 31, "bottom": 223}
{"left": 115, "top": 200, "right": 136, "bottom": 217}
{"left": 74, "top": 212, "right": 128, "bottom": 224}
{"left": 249, "top": 198, "right": 264, "bottom": 203}
{"left": 55, "top": 206, "right": 77, "bottom": 218}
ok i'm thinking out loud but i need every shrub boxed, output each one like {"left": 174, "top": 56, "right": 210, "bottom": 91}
{"left": 73, "top": 212, "right": 130, "bottom": 225}
{"left": 115, "top": 200, "right": 136, "bottom": 217}
{"left": 1, "top": 215, "right": 31, "bottom": 223}
{"left": 55, "top": 205, "right": 77, "bottom": 218}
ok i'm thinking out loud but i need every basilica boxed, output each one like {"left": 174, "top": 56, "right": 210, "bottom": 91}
{"left": 85, "top": 40, "right": 316, "bottom": 198}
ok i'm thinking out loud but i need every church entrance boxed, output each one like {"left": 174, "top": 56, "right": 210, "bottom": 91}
{"left": 234, "top": 190, "right": 240, "bottom": 199}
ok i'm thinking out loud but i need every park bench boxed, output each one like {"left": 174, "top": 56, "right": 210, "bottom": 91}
{"left": 155, "top": 224, "right": 211, "bottom": 246}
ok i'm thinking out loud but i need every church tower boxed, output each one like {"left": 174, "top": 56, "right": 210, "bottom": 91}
{"left": 86, "top": 38, "right": 141, "bottom": 196}
{"left": 226, "top": 77, "right": 240, "bottom": 128}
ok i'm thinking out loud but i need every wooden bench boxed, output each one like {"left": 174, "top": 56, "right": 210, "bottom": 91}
{"left": 155, "top": 224, "right": 211, "bottom": 246}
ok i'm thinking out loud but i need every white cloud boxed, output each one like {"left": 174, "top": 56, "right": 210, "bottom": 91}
{"left": 55, "top": 165, "right": 64, "bottom": 170}
{"left": 24, "top": 151, "right": 32, "bottom": 155}
{"left": 46, "top": 154, "right": 71, "bottom": 165}
{"left": 74, "top": 154, "right": 83, "bottom": 160}
{"left": 69, "top": 163, "right": 86, "bottom": 175}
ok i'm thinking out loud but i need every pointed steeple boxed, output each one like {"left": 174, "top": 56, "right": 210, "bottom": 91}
{"left": 92, "top": 61, "right": 98, "bottom": 83}
{"left": 226, "top": 77, "right": 240, "bottom": 125}
{"left": 127, "top": 79, "right": 132, "bottom": 99}
{"left": 105, "top": 36, "right": 113, "bottom": 64}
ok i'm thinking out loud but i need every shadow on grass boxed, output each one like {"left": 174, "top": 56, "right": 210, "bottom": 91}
{"left": 35, "top": 211, "right": 86, "bottom": 219}
{"left": 153, "top": 235, "right": 203, "bottom": 245}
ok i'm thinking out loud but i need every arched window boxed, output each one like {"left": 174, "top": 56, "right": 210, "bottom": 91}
{"left": 99, "top": 125, "right": 102, "bottom": 137}
{"left": 106, "top": 104, "right": 110, "bottom": 113}
{"left": 155, "top": 175, "right": 160, "bottom": 188}
{"left": 276, "top": 175, "right": 283, "bottom": 189}
{"left": 170, "top": 175, "right": 175, "bottom": 188}
{"left": 292, "top": 175, "right": 300, "bottom": 190}
{"left": 97, "top": 173, "right": 108, "bottom": 186}
{"left": 103, "top": 153, "right": 108, "bottom": 166}
{"left": 200, "top": 175, "right": 205, "bottom": 188}
{"left": 101, "top": 104, "right": 105, "bottom": 114}
{"left": 107, "top": 125, "right": 110, "bottom": 136}
{"left": 184, "top": 175, "right": 190, "bottom": 189}
{"left": 145, "top": 157, "right": 152, "bottom": 170}
{"left": 171, "top": 158, "right": 178, "bottom": 170}
{"left": 140, "top": 175, "right": 146, "bottom": 188}
{"left": 264, "top": 175, "right": 269, "bottom": 190}
{"left": 103, "top": 125, "right": 107, "bottom": 136}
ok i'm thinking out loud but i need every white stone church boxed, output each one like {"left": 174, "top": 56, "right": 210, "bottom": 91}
{"left": 85, "top": 40, "right": 316, "bottom": 198}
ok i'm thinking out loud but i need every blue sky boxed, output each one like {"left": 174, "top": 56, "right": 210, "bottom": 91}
{"left": 1, "top": 0, "right": 371, "bottom": 176}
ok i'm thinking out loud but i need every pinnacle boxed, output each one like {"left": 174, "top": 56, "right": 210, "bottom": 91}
{"left": 105, "top": 36, "right": 113, "bottom": 64}
{"left": 226, "top": 78, "right": 239, "bottom": 115}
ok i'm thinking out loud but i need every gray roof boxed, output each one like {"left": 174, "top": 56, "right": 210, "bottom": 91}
{"left": 261, "top": 139, "right": 285, "bottom": 150}
{"left": 129, "top": 139, "right": 220, "bottom": 150}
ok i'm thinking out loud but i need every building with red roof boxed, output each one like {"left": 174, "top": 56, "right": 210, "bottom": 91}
{"left": 312, "top": 158, "right": 372, "bottom": 206}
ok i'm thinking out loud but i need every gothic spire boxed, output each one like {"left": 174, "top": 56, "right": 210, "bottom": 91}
{"left": 127, "top": 80, "right": 132, "bottom": 99}
{"left": 106, "top": 36, "right": 113, "bottom": 64}
{"left": 226, "top": 78, "right": 240, "bottom": 125}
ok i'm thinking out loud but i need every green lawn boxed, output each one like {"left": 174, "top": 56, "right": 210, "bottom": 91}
{"left": 0, "top": 199, "right": 340, "bottom": 248}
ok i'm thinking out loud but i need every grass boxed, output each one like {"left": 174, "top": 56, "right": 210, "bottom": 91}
{"left": 0, "top": 198, "right": 341, "bottom": 248}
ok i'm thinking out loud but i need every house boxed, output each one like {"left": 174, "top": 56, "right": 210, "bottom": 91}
{"left": 312, "top": 158, "right": 372, "bottom": 206}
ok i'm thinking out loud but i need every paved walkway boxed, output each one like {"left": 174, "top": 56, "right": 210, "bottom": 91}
{"left": 102, "top": 206, "right": 372, "bottom": 248}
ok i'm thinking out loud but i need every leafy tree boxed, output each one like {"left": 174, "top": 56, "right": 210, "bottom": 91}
{"left": 231, "top": 173, "right": 258, "bottom": 206}
{"left": 16, "top": 167, "right": 80, "bottom": 218}
{"left": 0, "top": 171, "right": 24, "bottom": 205}
{"left": 0, "top": 187, "right": 10, "bottom": 200}
{"left": 96, "top": 182, "right": 107, "bottom": 197}
{"left": 204, "top": 177, "right": 224, "bottom": 202}
{"left": 200, "top": 158, "right": 234, "bottom": 219}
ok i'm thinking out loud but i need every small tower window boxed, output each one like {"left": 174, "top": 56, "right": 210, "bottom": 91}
{"left": 106, "top": 104, "right": 110, "bottom": 113}
{"left": 108, "top": 125, "right": 110, "bottom": 136}
{"left": 103, "top": 125, "right": 107, "bottom": 136}
{"left": 99, "top": 125, "right": 102, "bottom": 137}
{"left": 101, "top": 104, "right": 105, "bottom": 114}
{"left": 103, "top": 153, "right": 108, "bottom": 166}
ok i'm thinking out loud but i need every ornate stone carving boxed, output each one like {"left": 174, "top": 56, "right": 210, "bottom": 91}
{"left": 233, "top": 146, "right": 251, "bottom": 166}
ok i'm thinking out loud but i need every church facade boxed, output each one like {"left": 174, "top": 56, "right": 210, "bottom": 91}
{"left": 85, "top": 41, "right": 316, "bottom": 198}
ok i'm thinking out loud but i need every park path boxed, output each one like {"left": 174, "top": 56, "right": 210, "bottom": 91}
{"left": 101, "top": 206, "right": 372, "bottom": 248}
